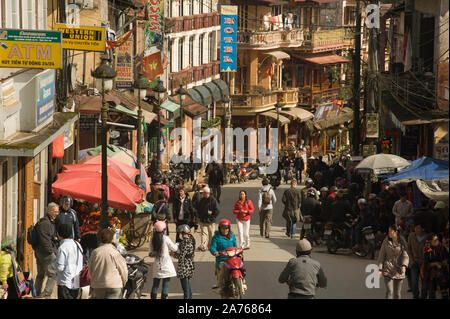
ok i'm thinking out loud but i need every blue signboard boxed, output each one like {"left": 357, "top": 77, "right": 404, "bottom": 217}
{"left": 220, "top": 6, "right": 238, "bottom": 72}
{"left": 36, "top": 70, "right": 55, "bottom": 126}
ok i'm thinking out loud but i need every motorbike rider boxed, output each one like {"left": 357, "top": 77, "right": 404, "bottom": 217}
{"left": 352, "top": 198, "right": 376, "bottom": 253}
{"left": 301, "top": 178, "right": 319, "bottom": 201}
{"left": 55, "top": 195, "right": 81, "bottom": 242}
{"left": 301, "top": 189, "right": 322, "bottom": 228}
{"left": 319, "top": 187, "right": 332, "bottom": 222}
{"left": 279, "top": 239, "right": 327, "bottom": 299}
{"left": 209, "top": 219, "right": 243, "bottom": 294}
{"left": 330, "top": 190, "right": 353, "bottom": 246}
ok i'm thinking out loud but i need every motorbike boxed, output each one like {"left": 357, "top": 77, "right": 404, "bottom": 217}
{"left": 302, "top": 215, "right": 323, "bottom": 246}
{"left": 324, "top": 214, "right": 354, "bottom": 254}
{"left": 114, "top": 243, "right": 150, "bottom": 299}
{"left": 355, "top": 226, "right": 376, "bottom": 259}
{"left": 268, "top": 173, "right": 281, "bottom": 190}
{"left": 227, "top": 165, "right": 239, "bottom": 184}
{"left": 239, "top": 165, "right": 252, "bottom": 183}
{"left": 218, "top": 247, "right": 247, "bottom": 299}
{"left": 122, "top": 253, "right": 150, "bottom": 299}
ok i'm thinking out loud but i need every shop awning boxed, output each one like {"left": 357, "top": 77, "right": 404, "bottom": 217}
{"left": 212, "top": 79, "right": 230, "bottom": 100}
{"left": 261, "top": 111, "right": 290, "bottom": 125}
{"left": 193, "top": 85, "right": 213, "bottom": 106}
{"left": 161, "top": 99, "right": 180, "bottom": 113}
{"left": 314, "top": 107, "right": 354, "bottom": 130}
{"left": 111, "top": 105, "right": 157, "bottom": 124}
{"left": 265, "top": 51, "right": 290, "bottom": 60}
{"left": 183, "top": 103, "right": 208, "bottom": 117}
{"left": 204, "top": 81, "right": 223, "bottom": 103}
{"left": 278, "top": 107, "right": 314, "bottom": 122}
{"left": 0, "top": 112, "right": 79, "bottom": 157}
{"left": 295, "top": 54, "right": 349, "bottom": 65}
{"left": 187, "top": 88, "right": 204, "bottom": 105}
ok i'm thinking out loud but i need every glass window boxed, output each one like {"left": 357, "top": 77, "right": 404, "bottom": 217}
{"left": 179, "top": 0, "right": 184, "bottom": 16}
{"left": 199, "top": 34, "right": 204, "bottom": 65}
{"left": 208, "top": 33, "right": 214, "bottom": 62}
{"left": 189, "top": 36, "right": 194, "bottom": 66}
{"left": 179, "top": 38, "right": 184, "bottom": 70}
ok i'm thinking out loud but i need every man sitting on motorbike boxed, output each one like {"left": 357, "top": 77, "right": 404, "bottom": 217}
{"left": 352, "top": 198, "right": 375, "bottom": 253}
{"left": 302, "top": 189, "right": 322, "bottom": 225}
{"left": 330, "top": 190, "right": 354, "bottom": 246}
{"left": 210, "top": 219, "right": 245, "bottom": 294}
{"left": 301, "top": 178, "right": 319, "bottom": 201}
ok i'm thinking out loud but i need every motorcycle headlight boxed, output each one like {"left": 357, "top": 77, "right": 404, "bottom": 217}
{"left": 227, "top": 251, "right": 236, "bottom": 257}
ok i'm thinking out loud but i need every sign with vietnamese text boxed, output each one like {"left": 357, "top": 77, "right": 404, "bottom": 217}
{"left": 115, "top": 35, "right": 133, "bottom": 89}
{"left": 55, "top": 24, "right": 105, "bottom": 52}
{"left": 220, "top": 6, "right": 238, "bottom": 72}
{"left": 0, "top": 29, "right": 62, "bottom": 69}
{"left": 36, "top": 70, "right": 56, "bottom": 127}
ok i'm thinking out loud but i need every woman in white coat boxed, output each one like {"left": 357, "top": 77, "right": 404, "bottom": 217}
{"left": 149, "top": 221, "right": 179, "bottom": 299}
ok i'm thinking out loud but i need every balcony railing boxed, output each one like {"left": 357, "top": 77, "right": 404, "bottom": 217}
{"left": 168, "top": 12, "right": 220, "bottom": 34}
{"left": 298, "top": 83, "right": 343, "bottom": 106}
{"left": 237, "top": 29, "right": 304, "bottom": 49}
{"left": 300, "top": 29, "right": 345, "bottom": 53}
{"left": 231, "top": 89, "right": 298, "bottom": 112}
{"left": 168, "top": 61, "right": 220, "bottom": 91}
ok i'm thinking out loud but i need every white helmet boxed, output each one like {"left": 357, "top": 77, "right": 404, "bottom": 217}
{"left": 296, "top": 239, "right": 312, "bottom": 253}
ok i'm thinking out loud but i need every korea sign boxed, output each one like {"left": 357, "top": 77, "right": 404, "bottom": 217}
{"left": 220, "top": 6, "right": 238, "bottom": 72}
{"left": 0, "top": 29, "right": 62, "bottom": 69}
{"left": 55, "top": 24, "right": 105, "bottom": 52}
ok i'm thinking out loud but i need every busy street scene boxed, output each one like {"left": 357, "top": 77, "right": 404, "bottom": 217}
{"left": 0, "top": 0, "right": 448, "bottom": 303}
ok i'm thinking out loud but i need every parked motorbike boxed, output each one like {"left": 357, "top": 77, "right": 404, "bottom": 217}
{"left": 218, "top": 247, "right": 247, "bottom": 299}
{"left": 239, "top": 165, "right": 252, "bottom": 183}
{"left": 227, "top": 165, "right": 239, "bottom": 184}
{"left": 324, "top": 214, "right": 354, "bottom": 254}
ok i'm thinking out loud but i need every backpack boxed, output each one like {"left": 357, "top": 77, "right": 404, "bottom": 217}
{"left": 26, "top": 220, "right": 40, "bottom": 247}
{"left": 262, "top": 187, "right": 272, "bottom": 206}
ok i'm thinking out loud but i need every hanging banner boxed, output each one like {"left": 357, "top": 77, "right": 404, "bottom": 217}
{"left": 144, "top": 0, "right": 164, "bottom": 85}
{"left": 365, "top": 113, "right": 379, "bottom": 138}
{"left": 220, "top": 5, "right": 238, "bottom": 72}
{"left": 0, "top": 29, "right": 62, "bottom": 69}
{"left": 115, "top": 35, "right": 134, "bottom": 89}
{"left": 55, "top": 24, "right": 105, "bottom": 51}
{"left": 64, "top": 121, "right": 75, "bottom": 149}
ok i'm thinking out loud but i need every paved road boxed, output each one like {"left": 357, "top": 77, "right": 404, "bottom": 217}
{"left": 132, "top": 179, "right": 411, "bottom": 299}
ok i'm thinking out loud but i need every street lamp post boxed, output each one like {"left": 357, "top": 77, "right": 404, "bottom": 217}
{"left": 91, "top": 54, "right": 117, "bottom": 229}
{"left": 275, "top": 101, "right": 283, "bottom": 151}
{"left": 152, "top": 79, "right": 167, "bottom": 170}
{"left": 133, "top": 71, "right": 150, "bottom": 171}
{"left": 176, "top": 84, "right": 187, "bottom": 155}
{"left": 222, "top": 96, "right": 230, "bottom": 181}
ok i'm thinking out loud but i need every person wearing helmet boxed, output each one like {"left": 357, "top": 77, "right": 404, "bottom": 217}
{"left": 279, "top": 239, "right": 327, "bottom": 299}
{"left": 174, "top": 224, "right": 196, "bottom": 299}
{"left": 301, "top": 178, "right": 319, "bottom": 201}
{"left": 319, "top": 187, "right": 332, "bottom": 222}
{"left": 352, "top": 198, "right": 375, "bottom": 252}
{"left": 149, "top": 221, "right": 179, "bottom": 299}
{"left": 210, "top": 219, "right": 238, "bottom": 293}
{"left": 55, "top": 195, "right": 81, "bottom": 242}
{"left": 197, "top": 186, "right": 220, "bottom": 251}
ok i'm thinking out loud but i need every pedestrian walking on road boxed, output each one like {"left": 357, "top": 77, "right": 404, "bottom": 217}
{"left": 208, "top": 162, "right": 224, "bottom": 204}
{"left": 196, "top": 187, "right": 220, "bottom": 251}
{"left": 173, "top": 188, "right": 195, "bottom": 241}
{"left": 282, "top": 180, "right": 302, "bottom": 238}
{"left": 408, "top": 223, "right": 429, "bottom": 299}
{"left": 88, "top": 228, "right": 128, "bottom": 299}
{"left": 34, "top": 202, "right": 60, "bottom": 298}
{"left": 423, "top": 234, "right": 449, "bottom": 299}
{"left": 377, "top": 224, "right": 409, "bottom": 299}
{"left": 149, "top": 221, "right": 179, "bottom": 299}
{"left": 152, "top": 191, "right": 172, "bottom": 236}
{"left": 233, "top": 190, "right": 255, "bottom": 249}
{"left": 55, "top": 195, "right": 81, "bottom": 242}
{"left": 175, "top": 224, "right": 196, "bottom": 299}
{"left": 294, "top": 153, "right": 305, "bottom": 184}
{"left": 54, "top": 224, "right": 83, "bottom": 299}
{"left": 258, "top": 178, "right": 277, "bottom": 238}
{"left": 278, "top": 239, "right": 327, "bottom": 299}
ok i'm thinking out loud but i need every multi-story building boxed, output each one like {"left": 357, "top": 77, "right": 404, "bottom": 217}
{"left": 380, "top": 0, "right": 449, "bottom": 160}
{"left": 0, "top": 0, "right": 78, "bottom": 271}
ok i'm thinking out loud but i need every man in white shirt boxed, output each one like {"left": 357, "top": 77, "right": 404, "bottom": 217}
{"left": 54, "top": 224, "right": 83, "bottom": 299}
{"left": 392, "top": 193, "right": 414, "bottom": 226}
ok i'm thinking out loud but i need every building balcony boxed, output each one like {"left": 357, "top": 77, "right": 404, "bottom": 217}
{"left": 168, "top": 61, "right": 220, "bottom": 91}
{"left": 299, "top": 28, "right": 346, "bottom": 53}
{"left": 231, "top": 89, "right": 298, "bottom": 114}
{"left": 298, "top": 83, "right": 343, "bottom": 107}
{"left": 237, "top": 29, "right": 304, "bottom": 49}
{"left": 168, "top": 12, "right": 220, "bottom": 34}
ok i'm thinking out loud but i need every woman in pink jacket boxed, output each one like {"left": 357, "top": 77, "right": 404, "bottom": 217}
{"left": 233, "top": 190, "right": 254, "bottom": 250}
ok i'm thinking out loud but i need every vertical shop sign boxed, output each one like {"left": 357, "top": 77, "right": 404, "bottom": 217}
{"left": 220, "top": 6, "right": 238, "bottom": 72}
{"left": 115, "top": 35, "right": 133, "bottom": 89}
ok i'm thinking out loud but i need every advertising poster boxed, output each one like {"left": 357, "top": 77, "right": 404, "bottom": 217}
{"left": 144, "top": 0, "right": 164, "bottom": 84}
{"left": 36, "top": 70, "right": 56, "bottom": 127}
{"left": 55, "top": 24, "right": 105, "bottom": 51}
{"left": 0, "top": 29, "right": 62, "bottom": 69}
{"left": 220, "top": 6, "right": 238, "bottom": 72}
{"left": 115, "top": 35, "right": 134, "bottom": 89}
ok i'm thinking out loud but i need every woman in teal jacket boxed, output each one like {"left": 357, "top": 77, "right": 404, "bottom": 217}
{"left": 209, "top": 219, "right": 237, "bottom": 292}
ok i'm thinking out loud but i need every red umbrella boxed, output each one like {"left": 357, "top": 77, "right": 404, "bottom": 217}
{"left": 76, "top": 155, "right": 140, "bottom": 179}
{"left": 52, "top": 166, "right": 144, "bottom": 211}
